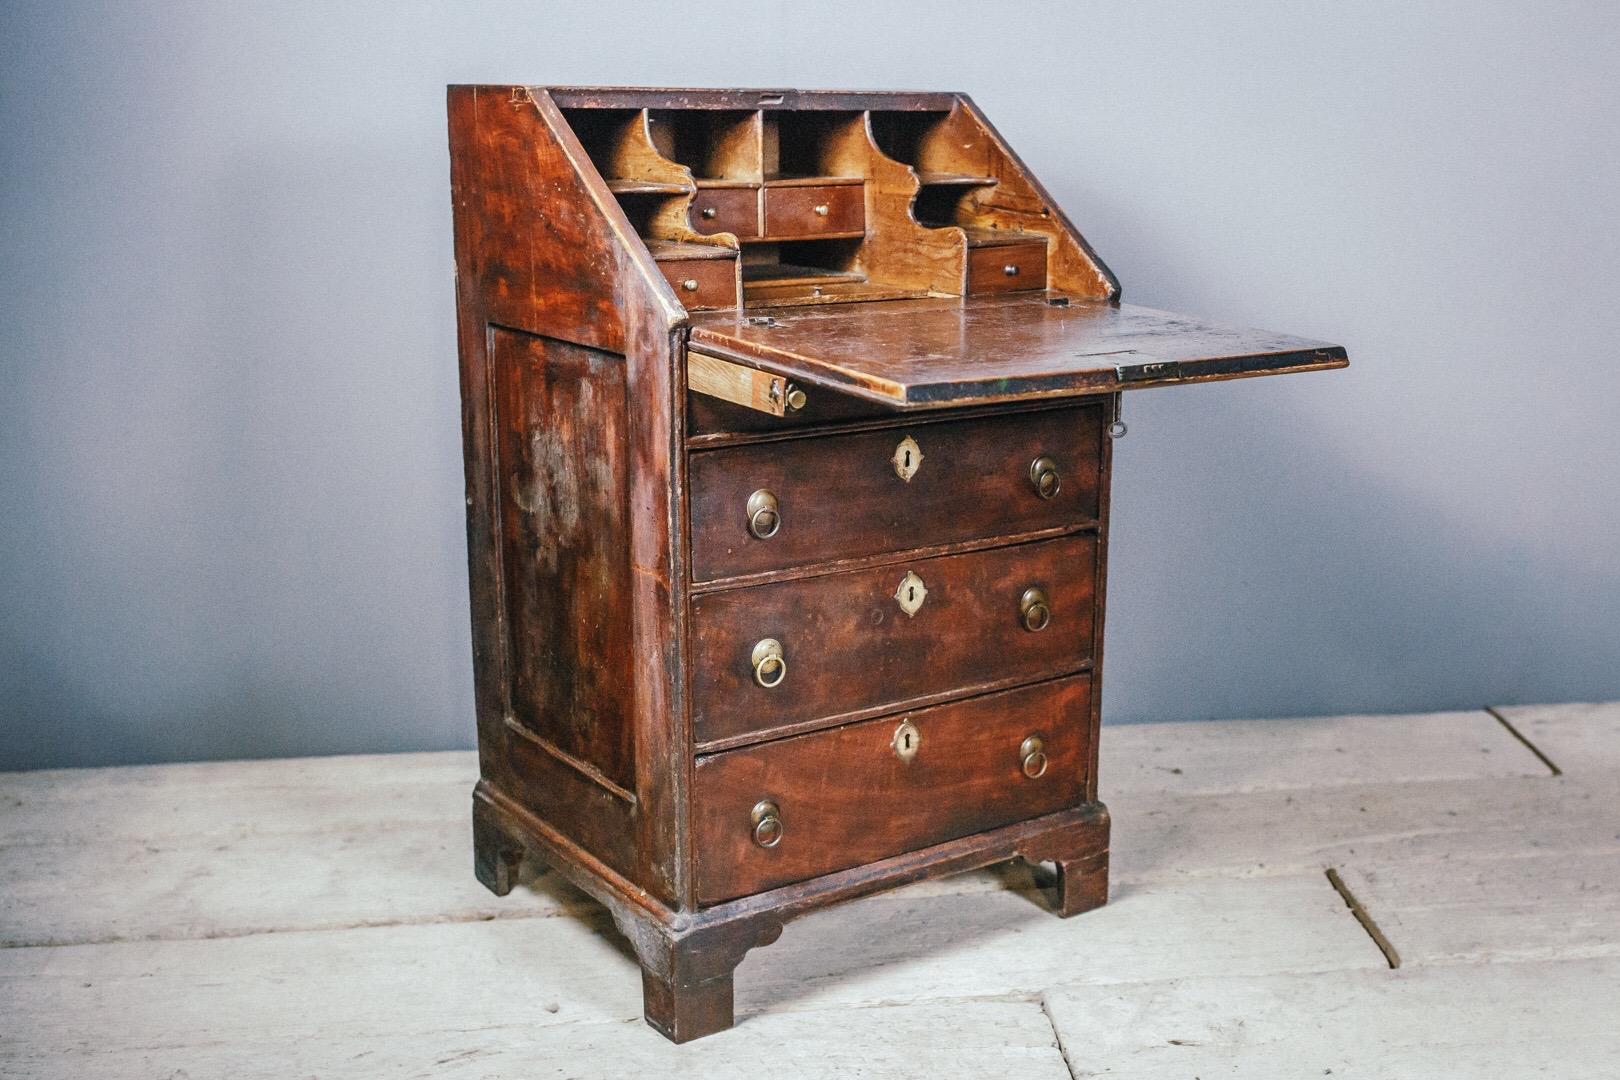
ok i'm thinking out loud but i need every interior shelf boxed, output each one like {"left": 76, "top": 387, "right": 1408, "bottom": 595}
{"left": 741, "top": 263, "right": 866, "bottom": 286}
{"left": 960, "top": 227, "right": 1045, "bottom": 247}
{"left": 645, "top": 239, "right": 736, "bottom": 261}
{"left": 606, "top": 178, "right": 693, "bottom": 196}
{"left": 915, "top": 171, "right": 998, "bottom": 187}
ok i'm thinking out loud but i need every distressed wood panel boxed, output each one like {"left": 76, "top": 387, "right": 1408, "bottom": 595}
{"left": 1495, "top": 700, "right": 1620, "bottom": 774}
{"left": 1044, "top": 961, "right": 1620, "bottom": 1079}
{"left": 1101, "top": 709, "right": 1545, "bottom": 796}
{"left": 0, "top": 999, "right": 1072, "bottom": 1080}
{"left": 1335, "top": 848, "right": 1620, "bottom": 967}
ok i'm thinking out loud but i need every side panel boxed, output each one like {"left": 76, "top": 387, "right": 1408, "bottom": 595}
{"left": 492, "top": 328, "right": 635, "bottom": 791}
{"left": 449, "top": 86, "right": 686, "bottom": 900}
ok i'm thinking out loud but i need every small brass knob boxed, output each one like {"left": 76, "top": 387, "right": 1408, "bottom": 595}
{"left": 1020, "top": 736, "right": 1048, "bottom": 779}
{"left": 681, "top": 278, "right": 699, "bottom": 292}
{"left": 701, "top": 206, "right": 718, "bottom": 219}
{"left": 1019, "top": 587, "right": 1051, "bottom": 632}
{"left": 785, "top": 383, "right": 807, "bottom": 411}
{"left": 1003, "top": 264, "right": 1020, "bottom": 276}
{"left": 1029, "top": 456, "right": 1061, "bottom": 500}
{"left": 751, "top": 800, "right": 783, "bottom": 848}
{"left": 813, "top": 204, "right": 830, "bottom": 216}
{"left": 751, "top": 638, "right": 786, "bottom": 688}
{"left": 746, "top": 488, "right": 780, "bottom": 539}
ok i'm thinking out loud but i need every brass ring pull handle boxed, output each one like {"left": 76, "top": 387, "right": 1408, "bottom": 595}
{"left": 746, "top": 489, "right": 780, "bottom": 539}
{"left": 1020, "top": 736, "right": 1048, "bottom": 779}
{"left": 1029, "top": 456, "right": 1061, "bottom": 500}
{"left": 1019, "top": 587, "right": 1051, "bottom": 632}
{"left": 751, "top": 638, "right": 786, "bottom": 688}
{"left": 751, "top": 800, "right": 784, "bottom": 848}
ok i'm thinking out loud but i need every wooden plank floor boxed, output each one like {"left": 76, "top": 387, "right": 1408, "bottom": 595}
{"left": 2, "top": 702, "right": 1616, "bottom": 1078}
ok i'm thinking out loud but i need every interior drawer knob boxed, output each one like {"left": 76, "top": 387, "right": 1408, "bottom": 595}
{"left": 1029, "top": 455, "right": 1061, "bottom": 500}
{"left": 746, "top": 488, "right": 781, "bottom": 539}
{"left": 1020, "top": 736, "right": 1048, "bottom": 779}
{"left": 1003, "top": 263, "right": 1020, "bottom": 276}
{"left": 751, "top": 638, "right": 787, "bottom": 688}
{"left": 1019, "top": 587, "right": 1051, "bottom": 632}
{"left": 701, "top": 206, "right": 718, "bottom": 219}
{"left": 813, "top": 203, "right": 830, "bottom": 216}
{"left": 751, "top": 800, "right": 784, "bottom": 848}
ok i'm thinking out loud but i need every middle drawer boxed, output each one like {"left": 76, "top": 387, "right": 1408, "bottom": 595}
{"left": 691, "top": 533, "right": 1097, "bottom": 748}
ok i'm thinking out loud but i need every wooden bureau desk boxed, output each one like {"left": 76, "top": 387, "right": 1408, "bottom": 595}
{"left": 447, "top": 85, "right": 1347, "bottom": 1042}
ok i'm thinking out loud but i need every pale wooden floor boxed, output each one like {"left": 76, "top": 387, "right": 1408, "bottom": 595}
{"left": 3, "top": 702, "right": 1617, "bottom": 1078}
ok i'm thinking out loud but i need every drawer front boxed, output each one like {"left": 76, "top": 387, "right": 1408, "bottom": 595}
{"left": 691, "top": 187, "right": 759, "bottom": 239}
{"left": 689, "top": 404, "right": 1102, "bottom": 582}
{"left": 691, "top": 534, "right": 1096, "bottom": 747}
{"left": 693, "top": 676, "right": 1092, "bottom": 903}
{"left": 659, "top": 258, "right": 737, "bottom": 310}
{"left": 967, "top": 240, "right": 1048, "bottom": 294}
{"left": 761, "top": 183, "right": 864, "bottom": 238}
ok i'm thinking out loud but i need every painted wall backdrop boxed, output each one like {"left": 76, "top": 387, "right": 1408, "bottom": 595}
{"left": 3, "top": 1, "right": 1618, "bottom": 769}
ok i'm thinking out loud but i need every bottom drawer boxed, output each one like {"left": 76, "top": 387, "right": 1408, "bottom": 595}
{"left": 692, "top": 675, "right": 1092, "bottom": 903}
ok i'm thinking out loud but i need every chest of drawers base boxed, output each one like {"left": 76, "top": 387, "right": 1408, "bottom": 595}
{"left": 449, "top": 85, "right": 1346, "bottom": 1043}
{"left": 474, "top": 782, "right": 1110, "bottom": 1042}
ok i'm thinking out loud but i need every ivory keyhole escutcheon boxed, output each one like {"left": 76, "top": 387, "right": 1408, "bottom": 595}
{"left": 893, "top": 719, "right": 921, "bottom": 763}
{"left": 892, "top": 435, "right": 923, "bottom": 482}
{"left": 894, "top": 571, "right": 927, "bottom": 617}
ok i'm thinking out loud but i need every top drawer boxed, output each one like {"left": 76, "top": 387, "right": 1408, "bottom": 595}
{"left": 688, "top": 404, "right": 1102, "bottom": 583}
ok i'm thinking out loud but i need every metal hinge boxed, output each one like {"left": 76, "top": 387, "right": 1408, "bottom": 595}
{"left": 1115, "top": 359, "right": 1183, "bottom": 384}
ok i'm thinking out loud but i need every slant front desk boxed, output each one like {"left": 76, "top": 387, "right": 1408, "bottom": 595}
{"left": 447, "top": 85, "right": 1347, "bottom": 1042}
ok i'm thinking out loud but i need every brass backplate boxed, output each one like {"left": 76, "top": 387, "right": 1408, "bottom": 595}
{"left": 892, "top": 435, "right": 923, "bottom": 482}
{"left": 892, "top": 719, "right": 921, "bottom": 762}
{"left": 894, "top": 571, "right": 927, "bottom": 617}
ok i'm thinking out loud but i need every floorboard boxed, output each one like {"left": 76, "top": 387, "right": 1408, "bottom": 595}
{"left": 1044, "top": 960, "right": 1620, "bottom": 1079}
{"left": 2, "top": 703, "right": 1615, "bottom": 1076}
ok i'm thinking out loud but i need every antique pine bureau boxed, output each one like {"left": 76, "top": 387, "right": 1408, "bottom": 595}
{"left": 448, "top": 85, "right": 1347, "bottom": 1042}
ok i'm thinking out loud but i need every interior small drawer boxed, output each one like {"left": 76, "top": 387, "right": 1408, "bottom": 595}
{"left": 692, "top": 675, "right": 1092, "bottom": 904}
{"left": 691, "top": 534, "right": 1096, "bottom": 747}
{"left": 967, "top": 240, "right": 1048, "bottom": 294}
{"left": 688, "top": 403, "right": 1103, "bottom": 582}
{"left": 659, "top": 257, "right": 737, "bottom": 310}
{"left": 761, "top": 183, "right": 864, "bottom": 239}
{"left": 691, "top": 187, "right": 759, "bottom": 239}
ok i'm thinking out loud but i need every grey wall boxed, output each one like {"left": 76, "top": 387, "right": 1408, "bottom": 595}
{"left": 4, "top": 1, "right": 1618, "bottom": 770}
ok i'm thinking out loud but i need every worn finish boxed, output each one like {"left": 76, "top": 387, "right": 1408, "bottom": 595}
{"left": 692, "top": 676, "right": 1094, "bottom": 903}
{"left": 692, "top": 293, "right": 1348, "bottom": 407}
{"left": 690, "top": 534, "right": 1097, "bottom": 747}
{"left": 449, "top": 85, "right": 1345, "bottom": 1042}
{"left": 688, "top": 403, "right": 1103, "bottom": 581}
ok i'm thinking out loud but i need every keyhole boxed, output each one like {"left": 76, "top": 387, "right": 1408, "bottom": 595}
{"left": 907, "top": 584, "right": 917, "bottom": 603}
{"left": 904, "top": 449, "right": 912, "bottom": 468}
{"left": 903, "top": 731, "right": 914, "bottom": 750}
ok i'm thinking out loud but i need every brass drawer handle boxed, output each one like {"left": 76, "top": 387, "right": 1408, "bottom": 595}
{"left": 1029, "top": 455, "right": 1061, "bottom": 500}
{"left": 680, "top": 278, "right": 699, "bottom": 292}
{"left": 746, "top": 488, "right": 780, "bottom": 539}
{"left": 701, "top": 206, "right": 718, "bottom": 219}
{"left": 1020, "top": 736, "right": 1048, "bottom": 779}
{"left": 785, "top": 383, "right": 807, "bottom": 412}
{"left": 751, "top": 800, "right": 784, "bottom": 848}
{"left": 1019, "top": 587, "right": 1051, "bottom": 632}
{"left": 751, "top": 638, "right": 786, "bottom": 688}
{"left": 813, "top": 203, "right": 830, "bottom": 216}
{"left": 1003, "top": 264, "right": 1020, "bottom": 276}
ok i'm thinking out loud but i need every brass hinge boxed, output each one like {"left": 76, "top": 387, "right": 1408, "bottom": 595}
{"left": 1115, "top": 359, "right": 1183, "bottom": 384}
